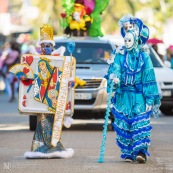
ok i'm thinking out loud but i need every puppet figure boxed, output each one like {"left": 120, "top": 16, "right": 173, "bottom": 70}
{"left": 61, "top": 0, "right": 110, "bottom": 37}
{"left": 65, "top": 3, "right": 92, "bottom": 36}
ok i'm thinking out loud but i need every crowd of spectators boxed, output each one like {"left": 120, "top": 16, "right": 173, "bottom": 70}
{"left": 0, "top": 34, "right": 36, "bottom": 102}
{"left": 151, "top": 44, "right": 173, "bottom": 69}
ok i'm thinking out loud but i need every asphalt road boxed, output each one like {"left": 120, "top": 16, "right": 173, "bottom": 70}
{"left": 0, "top": 93, "right": 173, "bottom": 173}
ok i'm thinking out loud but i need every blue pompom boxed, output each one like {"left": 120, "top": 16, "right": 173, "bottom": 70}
{"left": 66, "top": 42, "right": 75, "bottom": 53}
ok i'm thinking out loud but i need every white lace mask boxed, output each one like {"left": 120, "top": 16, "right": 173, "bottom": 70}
{"left": 124, "top": 32, "right": 135, "bottom": 51}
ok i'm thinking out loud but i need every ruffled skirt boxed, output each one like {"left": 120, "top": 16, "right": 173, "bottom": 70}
{"left": 111, "top": 91, "right": 152, "bottom": 160}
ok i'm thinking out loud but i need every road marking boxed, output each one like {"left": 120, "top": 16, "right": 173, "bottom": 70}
{"left": 3, "top": 163, "right": 11, "bottom": 170}
{"left": 0, "top": 124, "right": 28, "bottom": 131}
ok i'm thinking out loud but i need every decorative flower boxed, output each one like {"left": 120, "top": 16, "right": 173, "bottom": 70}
{"left": 74, "top": 77, "right": 86, "bottom": 88}
{"left": 61, "top": 13, "right": 66, "bottom": 18}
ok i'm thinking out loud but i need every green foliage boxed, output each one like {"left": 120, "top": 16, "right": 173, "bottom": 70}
{"left": 62, "top": 0, "right": 75, "bottom": 17}
{"left": 101, "top": 0, "right": 173, "bottom": 36}
{"left": 15, "top": 0, "right": 173, "bottom": 38}
{"left": 89, "top": 0, "right": 110, "bottom": 37}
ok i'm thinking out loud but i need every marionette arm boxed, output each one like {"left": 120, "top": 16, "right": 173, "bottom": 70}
{"left": 51, "top": 46, "right": 66, "bottom": 56}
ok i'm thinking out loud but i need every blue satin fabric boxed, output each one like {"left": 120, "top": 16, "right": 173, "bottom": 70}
{"left": 105, "top": 48, "right": 161, "bottom": 160}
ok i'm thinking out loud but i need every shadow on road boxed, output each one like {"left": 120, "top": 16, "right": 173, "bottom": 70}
{"left": 63, "top": 119, "right": 113, "bottom": 131}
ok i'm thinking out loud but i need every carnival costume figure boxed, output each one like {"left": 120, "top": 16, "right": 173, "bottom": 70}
{"left": 105, "top": 15, "right": 161, "bottom": 163}
{"left": 24, "top": 24, "right": 74, "bottom": 159}
{"left": 61, "top": 0, "right": 110, "bottom": 37}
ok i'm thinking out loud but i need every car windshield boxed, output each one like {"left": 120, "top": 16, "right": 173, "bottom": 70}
{"left": 148, "top": 47, "right": 162, "bottom": 67}
{"left": 55, "top": 41, "right": 162, "bottom": 67}
{"left": 55, "top": 42, "right": 113, "bottom": 64}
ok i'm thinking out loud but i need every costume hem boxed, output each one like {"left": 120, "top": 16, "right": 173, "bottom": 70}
{"left": 24, "top": 148, "right": 74, "bottom": 159}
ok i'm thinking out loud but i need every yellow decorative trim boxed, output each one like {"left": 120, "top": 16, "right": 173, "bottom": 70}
{"left": 48, "top": 107, "right": 56, "bottom": 113}
{"left": 40, "top": 24, "right": 54, "bottom": 42}
{"left": 40, "top": 57, "right": 51, "bottom": 62}
{"left": 51, "top": 56, "right": 72, "bottom": 147}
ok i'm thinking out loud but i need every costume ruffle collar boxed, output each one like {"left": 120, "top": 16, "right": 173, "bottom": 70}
{"left": 124, "top": 48, "right": 145, "bottom": 73}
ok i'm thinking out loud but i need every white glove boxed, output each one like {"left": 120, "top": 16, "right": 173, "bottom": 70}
{"left": 113, "top": 77, "right": 120, "bottom": 84}
{"left": 64, "top": 116, "right": 74, "bottom": 128}
{"left": 107, "top": 55, "right": 114, "bottom": 64}
{"left": 146, "top": 104, "right": 152, "bottom": 111}
{"left": 109, "top": 73, "right": 114, "bottom": 79}
{"left": 52, "top": 46, "right": 66, "bottom": 56}
{"left": 109, "top": 73, "right": 120, "bottom": 84}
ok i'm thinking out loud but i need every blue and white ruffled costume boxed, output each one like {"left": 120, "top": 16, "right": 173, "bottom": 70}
{"left": 105, "top": 40, "right": 161, "bottom": 160}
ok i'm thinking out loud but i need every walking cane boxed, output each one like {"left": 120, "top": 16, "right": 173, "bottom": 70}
{"left": 98, "top": 80, "right": 115, "bottom": 163}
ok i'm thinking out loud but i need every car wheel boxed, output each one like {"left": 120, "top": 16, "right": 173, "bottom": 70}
{"left": 29, "top": 115, "right": 37, "bottom": 131}
{"left": 160, "top": 107, "right": 173, "bottom": 115}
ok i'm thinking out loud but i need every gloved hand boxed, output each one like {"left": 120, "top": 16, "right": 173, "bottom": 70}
{"left": 107, "top": 55, "right": 114, "bottom": 64}
{"left": 109, "top": 73, "right": 114, "bottom": 79}
{"left": 68, "top": 77, "right": 75, "bottom": 88}
{"left": 113, "top": 77, "right": 120, "bottom": 84}
{"left": 64, "top": 116, "right": 74, "bottom": 128}
{"left": 146, "top": 104, "right": 152, "bottom": 111}
{"left": 51, "top": 46, "right": 66, "bottom": 56}
{"left": 109, "top": 73, "right": 120, "bottom": 84}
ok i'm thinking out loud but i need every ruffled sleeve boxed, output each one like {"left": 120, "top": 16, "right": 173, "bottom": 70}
{"left": 142, "top": 52, "right": 161, "bottom": 112}
{"left": 104, "top": 52, "right": 122, "bottom": 93}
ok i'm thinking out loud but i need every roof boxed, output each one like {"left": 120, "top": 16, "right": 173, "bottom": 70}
{"left": 54, "top": 36, "right": 112, "bottom": 44}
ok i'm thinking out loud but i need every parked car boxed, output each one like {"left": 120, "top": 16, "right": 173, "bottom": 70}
{"left": 149, "top": 47, "right": 173, "bottom": 115}
{"left": 54, "top": 36, "right": 114, "bottom": 119}
{"left": 29, "top": 36, "right": 173, "bottom": 130}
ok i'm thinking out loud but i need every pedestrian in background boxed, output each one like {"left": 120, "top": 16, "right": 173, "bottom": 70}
{"left": 152, "top": 44, "right": 164, "bottom": 62}
{"left": 0, "top": 41, "right": 20, "bottom": 102}
{"left": 165, "top": 46, "right": 173, "bottom": 69}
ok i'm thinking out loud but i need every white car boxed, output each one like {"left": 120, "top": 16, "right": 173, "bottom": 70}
{"left": 150, "top": 46, "right": 173, "bottom": 115}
